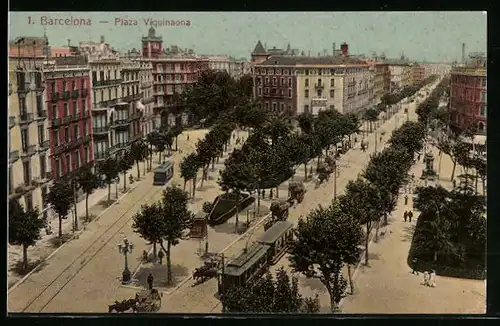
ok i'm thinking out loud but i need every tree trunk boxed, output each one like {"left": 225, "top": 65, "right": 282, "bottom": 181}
{"left": 275, "top": 186, "right": 279, "bottom": 199}
{"left": 475, "top": 170, "right": 479, "bottom": 194}
{"left": 175, "top": 137, "right": 178, "bottom": 151}
{"left": 73, "top": 186, "right": 78, "bottom": 231}
{"left": 257, "top": 186, "right": 261, "bottom": 215}
{"left": 115, "top": 182, "right": 118, "bottom": 199}
{"left": 153, "top": 242, "right": 157, "bottom": 263}
{"left": 183, "top": 179, "right": 187, "bottom": 192}
{"left": 212, "top": 158, "right": 215, "bottom": 171}
{"left": 200, "top": 169, "right": 205, "bottom": 188}
{"left": 451, "top": 161, "right": 456, "bottom": 181}
{"left": 123, "top": 172, "right": 127, "bottom": 192}
{"left": 143, "top": 160, "right": 146, "bottom": 176}
{"left": 482, "top": 178, "right": 486, "bottom": 196}
{"left": 59, "top": 215, "right": 63, "bottom": 239}
{"left": 22, "top": 244, "right": 29, "bottom": 272}
{"left": 160, "top": 241, "right": 173, "bottom": 285}
{"left": 434, "top": 250, "right": 438, "bottom": 262}
{"left": 85, "top": 193, "right": 89, "bottom": 221}
{"left": 136, "top": 161, "right": 141, "bottom": 180}
{"left": 365, "top": 222, "right": 370, "bottom": 265}
{"left": 304, "top": 163, "right": 308, "bottom": 181}
{"left": 108, "top": 183, "right": 111, "bottom": 201}
{"left": 347, "top": 264, "right": 354, "bottom": 294}
{"left": 158, "top": 151, "right": 162, "bottom": 163}
{"left": 192, "top": 176, "right": 197, "bottom": 199}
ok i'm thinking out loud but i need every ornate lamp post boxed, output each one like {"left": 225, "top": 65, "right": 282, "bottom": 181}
{"left": 118, "top": 237, "right": 134, "bottom": 284}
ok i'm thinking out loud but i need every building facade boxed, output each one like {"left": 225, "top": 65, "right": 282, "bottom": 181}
{"left": 253, "top": 56, "right": 373, "bottom": 117}
{"left": 141, "top": 27, "right": 210, "bottom": 127}
{"left": 423, "top": 63, "right": 452, "bottom": 78}
{"left": 410, "top": 63, "right": 425, "bottom": 85}
{"left": 206, "top": 55, "right": 231, "bottom": 73}
{"left": 449, "top": 55, "right": 487, "bottom": 134}
{"left": 44, "top": 55, "right": 93, "bottom": 180}
{"left": 137, "top": 59, "right": 155, "bottom": 136}
{"left": 119, "top": 59, "right": 144, "bottom": 146}
{"left": 229, "top": 58, "right": 251, "bottom": 79}
{"left": 9, "top": 37, "right": 51, "bottom": 212}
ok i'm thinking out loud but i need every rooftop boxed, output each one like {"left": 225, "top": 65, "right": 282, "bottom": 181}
{"left": 256, "top": 55, "right": 367, "bottom": 66}
{"left": 257, "top": 221, "right": 293, "bottom": 245}
{"left": 224, "top": 243, "right": 270, "bottom": 277}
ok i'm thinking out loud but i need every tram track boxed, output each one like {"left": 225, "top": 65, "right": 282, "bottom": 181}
{"left": 20, "top": 183, "right": 165, "bottom": 313}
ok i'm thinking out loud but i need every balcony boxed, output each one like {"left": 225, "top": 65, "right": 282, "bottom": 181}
{"left": 35, "top": 83, "right": 45, "bottom": 92}
{"left": 37, "top": 110, "right": 48, "bottom": 120}
{"left": 81, "top": 88, "right": 88, "bottom": 97}
{"left": 93, "top": 79, "right": 122, "bottom": 87}
{"left": 133, "top": 92, "right": 143, "bottom": 101}
{"left": 51, "top": 92, "right": 60, "bottom": 103}
{"left": 9, "top": 116, "right": 16, "bottom": 128}
{"left": 111, "top": 119, "right": 130, "bottom": 129}
{"left": 143, "top": 96, "right": 155, "bottom": 104}
{"left": 72, "top": 90, "right": 80, "bottom": 99}
{"left": 19, "top": 112, "right": 35, "bottom": 125}
{"left": 9, "top": 150, "right": 20, "bottom": 164}
{"left": 95, "top": 150, "right": 110, "bottom": 161}
{"left": 17, "top": 83, "right": 30, "bottom": 94}
{"left": 311, "top": 97, "right": 328, "bottom": 107}
{"left": 21, "top": 144, "right": 37, "bottom": 158}
{"left": 63, "top": 91, "right": 70, "bottom": 101}
{"left": 267, "top": 92, "right": 286, "bottom": 99}
{"left": 62, "top": 115, "right": 72, "bottom": 124}
{"left": 50, "top": 117, "right": 62, "bottom": 128}
{"left": 84, "top": 135, "right": 91, "bottom": 144}
{"left": 121, "top": 94, "right": 135, "bottom": 103}
{"left": 93, "top": 126, "right": 109, "bottom": 135}
{"left": 38, "top": 140, "right": 50, "bottom": 152}
{"left": 315, "top": 83, "right": 325, "bottom": 89}
{"left": 93, "top": 99, "right": 118, "bottom": 111}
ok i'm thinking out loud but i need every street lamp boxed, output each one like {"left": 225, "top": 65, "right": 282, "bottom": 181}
{"left": 118, "top": 237, "right": 134, "bottom": 284}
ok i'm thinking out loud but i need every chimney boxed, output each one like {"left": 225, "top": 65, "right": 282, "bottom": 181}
{"left": 462, "top": 43, "right": 466, "bottom": 63}
{"left": 332, "top": 42, "right": 336, "bottom": 56}
{"left": 100, "top": 35, "right": 105, "bottom": 44}
{"left": 341, "top": 43, "right": 349, "bottom": 56}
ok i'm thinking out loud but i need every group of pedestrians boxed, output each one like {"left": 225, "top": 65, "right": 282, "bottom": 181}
{"left": 403, "top": 195, "right": 414, "bottom": 222}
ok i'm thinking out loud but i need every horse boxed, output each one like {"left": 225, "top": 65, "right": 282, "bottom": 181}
{"left": 192, "top": 267, "right": 218, "bottom": 284}
{"left": 108, "top": 299, "right": 137, "bottom": 313}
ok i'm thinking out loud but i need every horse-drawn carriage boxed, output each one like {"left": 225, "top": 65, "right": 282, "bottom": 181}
{"left": 317, "top": 155, "right": 336, "bottom": 184}
{"left": 265, "top": 200, "right": 291, "bottom": 231}
{"left": 192, "top": 257, "right": 220, "bottom": 284}
{"left": 288, "top": 181, "right": 306, "bottom": 204}
{"left": 108, "top": 289, "right": 162, "bottom": 313}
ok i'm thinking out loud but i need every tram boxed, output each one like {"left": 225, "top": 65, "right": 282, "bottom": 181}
{"left": 257, "top": 221, "right": 294, "bottom": 265}
{"left": 153, "top": 160, "right": 174, "bottom": 186}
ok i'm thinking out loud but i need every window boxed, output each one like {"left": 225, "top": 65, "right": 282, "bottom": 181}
{"left": 100, "top": 71, "right": 105, "bottom": 81}
{"left": 114, "top": 70, "right": 117, "bottom": 79}
{"left": 480, "top": 105, "right": 487, "bottom": 117}
{"left": 108, "top": 89, "right": 112, "bottom": 100}
{"left": 66, "top": 154, "right": 71, "bottom": 172}
{"left": 305, "top": 69, "right": 309, "bottom": 76}
{"left": 265, "top": 88, "right": 269, "bottom": 95}
{"left": 19, "top": 97, "right": 27, "bottom": 115}
{"left": 85, "top": 146, "right": 89, "bottom": 163}
{"left": 273, "top": 77, "right": 277, "bottom": 85}
{"left": 288, "top": 89, "right": 292, "bottom": 98}
{"left": 54, "top": 130, "right": 60, "bottom": 146}
{"left": 62, "top": 79, "right": 67, "bottom": 91}
{"left": 258, "top": 87, "right": 262, "bottom": 95}
{"left": 75, "top": 150, "right": 81, "bottom": 168}
{"left": 272, "top": 103, "right": 277, "bottom": 111}
{"left": 330, "top": 78, "right": 335, "bottom": 87}
{"left": 51, "top": 82, "right": 56, "bottom": 94}
{"left": 82, "top": 78, "right": 86, "bottom": 89}
{"left": 92, "top": 71, "right": 97, "bottom": 82}
{"left": 329, "top": 105, "right": 335, "bottom": 110}
{"left": 51, "top": 104, "right": 58, "bottom": 119}
{"left": 36, "top": 95, "right": 43, "bottom": 113}
{"left": 265, "top": 77, "right": 269, "bottom": 85}
{"left": 65, "top": 126, "right": 70, "bottom": 142}
{"left": 21, "top": 129, "right": 29, "bottom": 151}
{"left": 330, "top": 69, "right": 335, "bottom": 75}
{"left": 271, "top": 88, "right": 277, "bottom": 95}
{"left": 305, "top": 79, "right": 309, "bottom": 87}
{"left": 100, "top": 90, "right": 104, "bottom": 101}
{"left": 63, "top": 103, "right": 68, "bottom": 116}
{"left": 40, "top": 154, "right": 46, "bottom": 177}
{"left": 38, "top": 125, "right": 45, "bottom": 143}
{"left": 265, "top": 102, "right": 269, "bottom": 110}
{"left": 330, "top": 89, "right": 335, "bottom": 98}
{"left": 288, "top": 78, "right": 292, "bottom": 86}
{"left": 281, "top": 103, "right": 285, "bottom": 111}
{"left": 317, "top": 90, "right": 322, "bottom": 97}
{"left": 72, "top": 80, "right": 76, "bottom": 90}
{"left": 23, "top": 160, "right": 31, "bottom": 185}
{"left": 82, "top": 99, "right": 87, "bottom": 111}
{"left": 24, "top": 194, "right": 33, "bottom": 212}
{"left": 481, "top": 92, "right": 487, "bottom": 103}
{"left": 281, "top": 78, "right": 284, "bottom": 85}
{"left": 74, "top": 124, "right": 79, "bottom": 139}
{"left": 304, "top": 105, "right": 309, "bottom": 113}
{"left": 305, "top": 90, "right": 309, "bottom": 98}
{"left": 318, "top": 69, "right": 322, "bottom": 76}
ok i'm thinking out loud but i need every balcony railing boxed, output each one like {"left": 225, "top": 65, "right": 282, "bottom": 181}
{"left": 50, "top": 117, "right": 62, "bottom": 128}
{"left": 9, "top": 116, "right": 16, "bottom": 128}
{"left": 95, "top": 150, "right": 110, "bottom": 160}
{"left": 38, "top": 140, "right": 50, "bottom": 152}
{"left": 9, "top": 150, "right": 20, "bottom": 163}
{"left": 37, "top": 110, "right": 48, "bottom": 120}
{"left": 93, "top": 126, "right": 109, "bottom": 135}
{"left": 94, "top": 98, "right": 118, "bottom": 110}
{"left": 93, "top": 79, "right": 122, "bottom": 87}
{"left": 62, "top": 115, "right": 72, "bottom": 124}
{"left": 315, "top": 83, "right": 325, "bottom": 89}
{"left": 21, "top": 144, "right": 37, "bottom": 157}
{"left": 72, "top": 90, "right": 80, "bottom": 99}
{"left": 111, "top": 119, "right": 130, "bottom": 128}
{"left": 19, "top": 112, "right": 35, "bottom": 124}
{"left": 63, "top": 91, "right": 70, "bottom": 101}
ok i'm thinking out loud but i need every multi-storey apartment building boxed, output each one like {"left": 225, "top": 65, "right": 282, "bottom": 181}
{"left": 359, "top": 58, "right": 391, "bottom": 103}
{"left": 44, "top": 55, "right": 93, "bottom": 180}
{"left": 449, "top": 55, "right": 487, "bottom": 135}
{"left": 410, "top": 63, "right": 426, "bottom": 85}
{"left": 136, "top": 58, "right": 155, "bottom": 136}
{"left": 423, "top": 63, "right": 452, "bottom": 78}
{"left": 120, "top": 59, "right": 144, "bottom": 144}
{"left": 229, "top": 58, "right": 251, "bottom": 79}
{"left": 385, "top": 58, "right": 411, "bottom": 90}
{"left": 9, "top": 37, "right": 51, "bottom": 211}
{"left": 206, "top": 55, "right": 231, "bottom": 73}
{"left": 80, "top": 38, "right": 124, "bottom": 161}
{"left": 253, "top": 55, "right": 373, "bottom": 117}
{"left": 141, "top": 27, "right": 210, "bottom": 127}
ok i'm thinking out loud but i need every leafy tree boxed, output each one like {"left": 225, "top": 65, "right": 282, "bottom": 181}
{"left": 98, "top": 157, "right": 120, "bottom": 201}
{"left": 288, "top": 134, "right": 312, "bottom": 180}
{"left": 159, "top": 186, "right": 195, "bottom": 284}
{"left": 288, "top": 202, "right": 363, "bottom": 312}
{"left": 234, "top": 101, "right": 268, "bottom": 129}
{"left": 238, "top": 74, "right": 254, "bottom": 99}
{"left": 221, "top": 267, "right": 320, "bottom": 313}
{"left": 388, "top": 121, "right": 426, "bottom": 156}
{"left": 180, "top": 153, "right": 201, "bottom": 197}
{"left": 171, "top": 125, "right": 183, "bottom": 151}
{"left": 76, "top": 166, "right": 100, "bottom": 222}
{"left": 297, "top": 112, "right": 315, "bottom": 135}
{"left": 363, "top": 108, "right": 379, "bottom": 133}
{"left": 473, "top": 157, "right": 487, "bottom": 196}
{"left": 118, "top": 150, "right": 134, "bottom": 192}
{"left": 339, "top": 178, "right": 382, "bottom": 266}
{"left": 202, "top": 201, "right": 213, "bottom": 214}
{"left": 46, "top": 180, "right": 74, "bottom": 239}
{"left": 130, "top": 141, "right": 149, "bottom": 180}
{"left": 8, "top": 203, "right": 45, "bottom": 272}
{"left": 132, "top": 202, "right": 164, "bottom": 265}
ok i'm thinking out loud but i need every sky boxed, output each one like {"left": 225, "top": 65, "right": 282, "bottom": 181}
{"left": 9, "top": 11, "right": 487, "bottom": 62}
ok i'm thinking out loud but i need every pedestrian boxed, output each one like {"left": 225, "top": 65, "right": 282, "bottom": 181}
{"left": 187, "top": 134, "right": 190, "bottom": 141}
{"left": 403, "top": 211, "right": 408, "bottom": 222}
{"left": 423, "top": 271, "right": 430, "bottom": 286}
{"left": 147, "top": 272, "right": 154, "bottom": 290}
{"left": 404, "top": 195, "right": 409, "bottom": 205}
{"left": 380, "top": 135, "right": 382, "bottom": 143}
{"left": 411, "top": 258, "right": 419, "bottom": 275}
{"left": 158, "top": 249, "right": 164, "bottom": 265}
{"left": 261, "top": 189, "right": 266, "bottom": 198}
{"left": 429, "top": 270, "right": 436, "bottom": 288}
{"left": 408, "top": 211, "right": 413, "bottom": 223}
{"left": 417, "top": 153, "right": 421, "bottom": 161}
{"left": 452, "top": 179, "right": 456, "bottom": 188}
{"left": 269, "top": 189, "right": 273, "bottom": 199}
